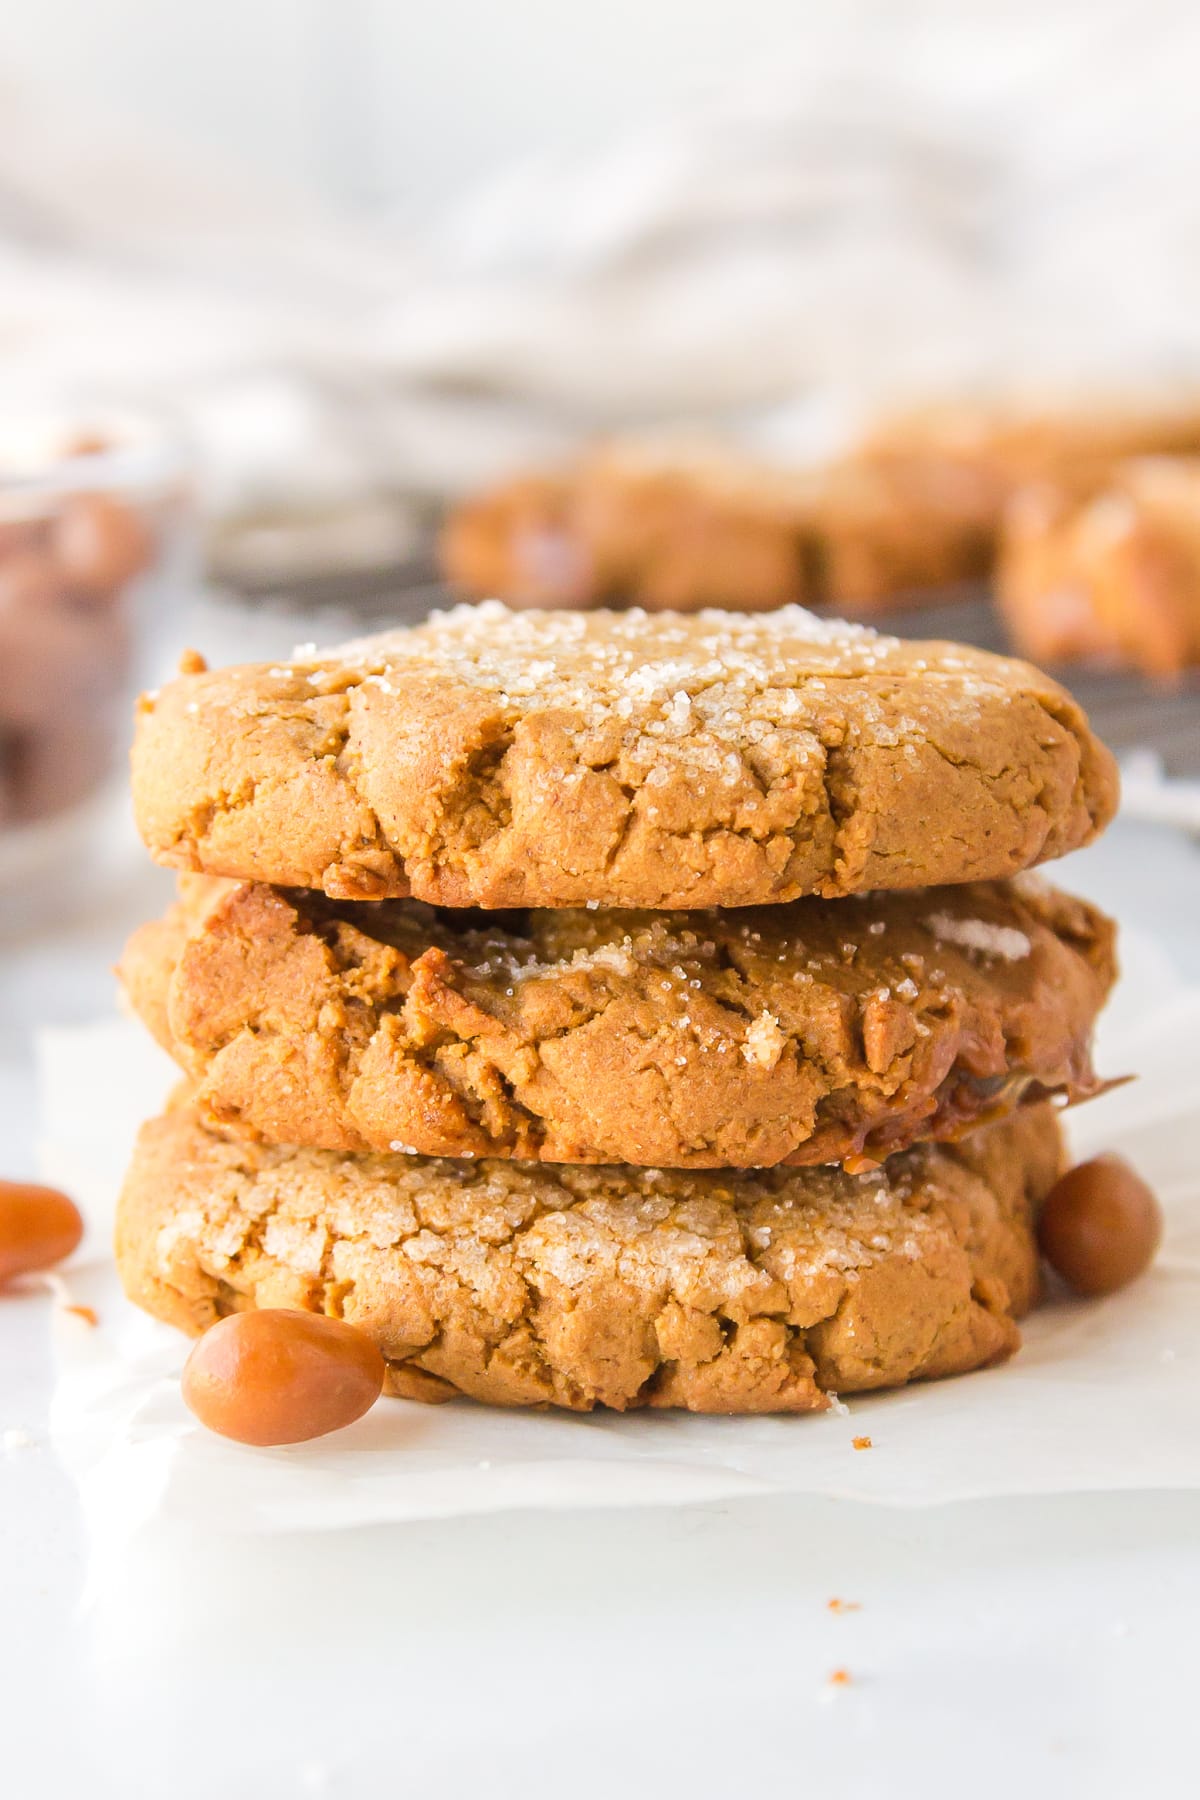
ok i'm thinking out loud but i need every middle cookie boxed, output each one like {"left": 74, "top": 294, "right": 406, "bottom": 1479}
{"left": 121, "top": 874, "right": 1115, "bottom": 1171}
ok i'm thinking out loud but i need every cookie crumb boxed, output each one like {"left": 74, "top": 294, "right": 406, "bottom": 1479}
{"left": 827, "top": 1598, "right": 861, "bottom": 1614}
{"left": 177, "top": 647, "right": 208, "bottom": 675}
{"left": 852, "top": 1435, "right": 873, "bottom": 1450}
{"left": 63, "top": 1304, "right": 98, "bottom": 1326}
{"left": 817, "top": 1667, "right": 855, "bottom": 1702}
{"left": 2, "top": 1428, "right": 37, "bottom": 1454}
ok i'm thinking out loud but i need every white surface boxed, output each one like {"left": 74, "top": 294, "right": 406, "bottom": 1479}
{"left": 3, "top": 815, "right": 1200, "bottom": 1796}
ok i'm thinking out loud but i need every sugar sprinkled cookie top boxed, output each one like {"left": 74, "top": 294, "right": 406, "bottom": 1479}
{"left": 132, "top": 601, "right": 1118, "bottom": 909}
{"left": 332, "top": 601, "right": 897, "bottom": 715}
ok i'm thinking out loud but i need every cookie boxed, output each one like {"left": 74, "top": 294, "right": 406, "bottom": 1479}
{"left": 438, "top": 439, "right": 988, "bottom": 615}
{"left": 852, "top": 397, "right": 1200, "bottom": 502}
{"left": 115, "top": 1101, "right": 1061, "bottom": 1413}
{"left": 999, "top": 458, "right": 1200, "bottom": 677}
{"left": 800, "top": 456, "right": 991, "bottom": 609}
{"left": 121, "top": 873, "right": 1114, "bottom": 1170}
{"left": 440, "top": 410, "right": 1200, "bottom": 615}
{"left": 441, "top": 444, "right": 811, "bottom": 613}
{"left": 131, "top": 603, "right": 1118, "bottom": 910}
{"left": 440, "top": 442, "right": 993, "bottom": 619}
{"left": 818, "top": 401, "right": 1200, "bottom": 608}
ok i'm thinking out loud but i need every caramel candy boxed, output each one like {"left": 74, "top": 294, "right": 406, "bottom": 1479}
{"left": 0, "top": 1180, "right": 84, "bottom": 1286}
{"left": 182, "top": 1309, "right": 386, "bottom": 1446}
{"left": 1038, "top": 1155, "right": 1162, "bottom": 1296}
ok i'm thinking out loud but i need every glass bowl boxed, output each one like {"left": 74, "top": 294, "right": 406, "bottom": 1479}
{"left": 0, "top": 415, "right": 195, "bottom": 928}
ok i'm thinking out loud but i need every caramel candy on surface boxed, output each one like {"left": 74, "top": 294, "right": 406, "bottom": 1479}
{"left": 182, "top": 1309, "right": 386, "bottom": 1446}
{"left": 1038, "top": 1154, "right": 1162, "bottom": 1297}
{"left": 0, "top": 1180, "right": 84, "bottom": 1286}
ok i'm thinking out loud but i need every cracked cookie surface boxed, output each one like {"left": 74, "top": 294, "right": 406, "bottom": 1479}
{"left": 121, "top": 874, "right": 1114, "bottom": 1170}
{"left": 131, "top": 602, "right": 1118, "bottom": 909}
{"left": 115, "top": 1101, "right": 1060, "bottom": 1413}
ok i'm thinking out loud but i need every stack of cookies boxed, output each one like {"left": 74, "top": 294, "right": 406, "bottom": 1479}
{"left": 116, "top": 602, "right": 1119, "bottom": 1414}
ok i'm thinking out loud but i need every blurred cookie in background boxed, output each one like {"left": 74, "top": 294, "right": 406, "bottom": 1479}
{"left": 999, "top": 456, "right": 1200, "bottom": 679}
{"left": 439, "top": 398, "right": 1200, "bottom": 616}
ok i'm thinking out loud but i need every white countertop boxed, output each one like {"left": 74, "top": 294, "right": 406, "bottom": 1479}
{"left": 3, "top": 664, "right": 1200, "bottom": 1798}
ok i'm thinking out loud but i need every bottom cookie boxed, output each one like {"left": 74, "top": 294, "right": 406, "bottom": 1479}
{"left": 116, "top": 1103, "right": 1062, "bottom": 1414}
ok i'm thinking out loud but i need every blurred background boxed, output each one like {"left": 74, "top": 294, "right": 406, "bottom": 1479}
{"left": 2, "top": 0, "right": 1199, "bottom": 1039}
{"left": 8, "top": 0, "right": 1200, "bottom": 566}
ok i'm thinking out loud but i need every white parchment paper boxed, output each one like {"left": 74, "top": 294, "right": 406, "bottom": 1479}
{"left": 40, "top": 923, "right": 1200, "bottom": 1550}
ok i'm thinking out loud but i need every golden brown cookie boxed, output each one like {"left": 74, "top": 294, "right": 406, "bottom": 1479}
{"left": 439, "top": 409, "right": 1200, "bottom": 614}
{"left": 999, "top": 457, "right": 1200, "bottom": 677}
{"left": 809, "top": 399, "right": 1200, "bottom": 606}
{"left": 131, "top": 604, "right": 1118, "bottom": 909}
{"left": 120, "top": 873, "right": 1114, "bottom": 1170}
{"left": 441, "top": 443, "right": 811, "bottom": 613}
{"left": 115, "top": 1101, "right": 1061, "bottom": 1414}
{"left": 439, "top": 438, "right": 988, "bottom": 615}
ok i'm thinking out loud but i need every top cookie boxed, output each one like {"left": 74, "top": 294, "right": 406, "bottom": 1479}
{"left": 132, "top": 602, "right": 1118, "bottom": 910}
